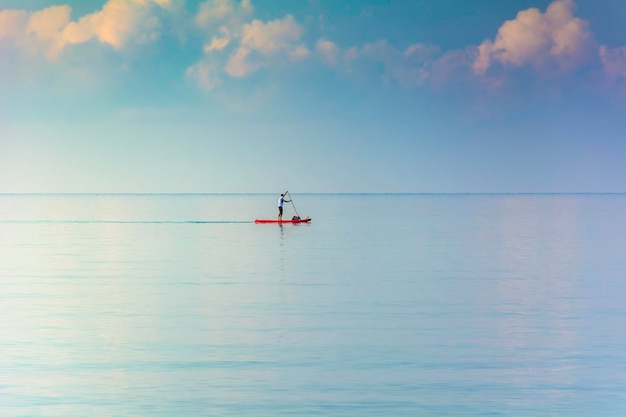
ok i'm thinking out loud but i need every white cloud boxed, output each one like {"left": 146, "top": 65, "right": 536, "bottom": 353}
{"left": 473, "top": 0, "right": 594, "bottom": 75}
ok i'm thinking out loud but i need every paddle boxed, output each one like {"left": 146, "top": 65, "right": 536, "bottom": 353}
{"left": 286, "top": 191, "right": 301, "bottom": 219}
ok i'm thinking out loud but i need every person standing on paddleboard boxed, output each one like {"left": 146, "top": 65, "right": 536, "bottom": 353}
{"left": 278, "top": 192, "right": 291, "bottom": 220}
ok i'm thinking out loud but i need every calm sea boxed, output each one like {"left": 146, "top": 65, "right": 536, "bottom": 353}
{"left": 1, "top": 193, "right": 626, "bottom": 416}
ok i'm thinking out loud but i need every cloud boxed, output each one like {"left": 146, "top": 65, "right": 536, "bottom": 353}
{"left": 0, "top": 0, "right": 173, "bottom": 60}
{"left": 600, "top": 46, "right": 626, "bottom": 81}
{"left": 473, "top": 0, "right": 594, "bottom": 75}
{"left": 188, "top": 3, "right": 307, "bottom": 85}
{"left": 224, "top": 46, "right": 254, "bottom": 77}
{"left": 186, "top": 61, "right": 222, "bottom": 92}
{"left": 222, "top": 15, "right": 307, "bottom": 77}
{"left": 0, "top": 9, "right": 28, "bottom": 39}
{"left": 204, "top": 35, "right": 230, "bottom": 52}
{"left": 190, "top": 12, "right": 443, "bottom": 91}
{"left": 64, "top": 0, "right": 172, "bottom": 49}
{"left": 183, "top": 0, "right": 626, "bottom": 95}
{"left": 195, "top": 0, "right": 252, "bottom": 28}
{"left": 26, "top": 6, "right": 70, "bottom": 40}
{"left": 5, "top": 0, "right": 626, "bottom": 97}
{"left": 313, "top": 38, "right": 442, "bottom": 88}
{"left": 359, "top": 40, "right": 437, "bottom": 87}
{"left": 429, "top": 48, "right": 478, "bottom": 88}
{"left": 290, "top": 45, "right": 310, "bottom": 61}
{"left": 239, "top": 15, "right": 303, "bottom": 55}
{"left": 0, "top": 6, "right": 71, "bottom": 59}
{"left": 316, "top": 39, "right": 340, "bottom": 66}
{"left": 194, "top": 0, "right": 253, "bottom": 55}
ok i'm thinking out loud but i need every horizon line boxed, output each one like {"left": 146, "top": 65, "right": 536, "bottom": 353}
{"left": 2, "top": 192, "right": 626, "bottom": 196}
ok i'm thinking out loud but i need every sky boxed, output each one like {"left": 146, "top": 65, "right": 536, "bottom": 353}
{"left": 1, "top": 0, "right": 626, "bottom": 193}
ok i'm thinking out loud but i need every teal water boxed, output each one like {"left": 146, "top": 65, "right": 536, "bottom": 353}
{"left": 1, "top": 194, "right": 626, "bottom": 416}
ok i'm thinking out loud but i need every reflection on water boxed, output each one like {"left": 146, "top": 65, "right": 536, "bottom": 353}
{"left": 488, "top": 197, "right": 584, "bottom": 408}
{"left": 1, "top": 194, "right": 626, "bottom": 416}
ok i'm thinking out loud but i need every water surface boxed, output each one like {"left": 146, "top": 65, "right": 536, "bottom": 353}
{"left": 1, "top": 194, "right": 626, "bottom": 416}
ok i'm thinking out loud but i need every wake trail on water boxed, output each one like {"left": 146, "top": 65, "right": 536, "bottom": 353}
{"left": 0, "top": 220, "right": 254, "bottom": 224}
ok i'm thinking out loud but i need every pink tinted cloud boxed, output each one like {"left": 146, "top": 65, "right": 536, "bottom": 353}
{"left": 1, "top": 6, "right": 71, "bottom": 59}
{"left": 0, "top": 0, "right": 172, "bottom": 60}
{"left": 0, "top": 9, "right": 28, "bottom": 39}
{"left": 473, "top": 0, "right": 594, "bottom": 75}
{"left": 600, "top": 46, "right": 626, "bottom": 81}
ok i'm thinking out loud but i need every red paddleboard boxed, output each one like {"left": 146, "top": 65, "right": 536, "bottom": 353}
{"left": 255, "top": 217, "right": 311, "bottom": 224}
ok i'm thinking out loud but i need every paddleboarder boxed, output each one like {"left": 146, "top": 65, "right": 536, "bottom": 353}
{"left": 278, "top": 192, "right": 291, "bottom": 220}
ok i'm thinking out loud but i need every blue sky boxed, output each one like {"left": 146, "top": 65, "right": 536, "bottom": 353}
{"left": 1, "top": 0, "right": 626, "bottom": 193}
